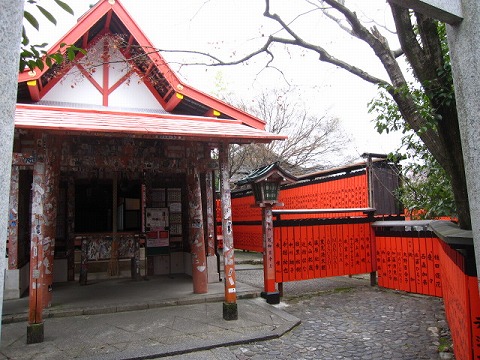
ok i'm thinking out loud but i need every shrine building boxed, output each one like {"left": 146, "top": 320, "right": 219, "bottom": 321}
{"left": 8, "top": 0, "right": 283, "bottom": 311}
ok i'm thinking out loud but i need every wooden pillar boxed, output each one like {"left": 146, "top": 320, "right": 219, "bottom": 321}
{"left": 79, "top": 237, "right": 88, "bottom": 285}
{"left": 364, "top": 155, "right": 378, "bottom": 286}
{"left": 219, "top": 143, "right": 238, "bottom": 320}
{"left": 261, "top": 204, "right": 280, "bottom": 304}
{"left": 262, "top": 205, "right": 275, "bottom": 292}
{"left": 141, "top": 183, "right": 146, "bottom": 233}
{"left": 131, "top": 235, "right": 141, "bottom": 281}
{"left": 42, "top": 136, "right": 60, "bottom": 309}
{"left": 67, "top": 176, "right": 75, "bottom": 281}
{"left": 187, "top": 143, "right": 208, "bottom": 294}
{"left": 8, "top": 166, "right": 19, "bottom": 270}
{"left": 204, "top": 170, "right": 220, "bottom": 283}
{"left": 27, "top": 136, "right": 47, "bottom": 343}
{"left": 108, "top": 174, "right": 119, "bottom": 276}
{"left": 27, "top": 134, "right": 60, "bottom": 343}
{"left": 205, "top": 171, "right": 216, "bottom": 257}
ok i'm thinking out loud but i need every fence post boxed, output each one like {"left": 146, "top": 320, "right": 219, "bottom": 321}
{"left": 370, "top": 224, "right": 377, "bottom": 286}
{"left": 261, "top": 204, "right": 279, "bottom": 304}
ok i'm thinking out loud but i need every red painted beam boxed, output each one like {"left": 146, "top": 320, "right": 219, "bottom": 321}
{"left": 164, "top": 92, "right": 183, "bottom": 112}
{"left": 204, "top": 109, "right": 221, "bottom": 117}
{"left": 108, "top": 68, "right": 135, "bottom": 94}
{"left": 77, "top": 63, "right": 103, "bottom": 94}
{"left": 103, "top": 39, "right": 110, "bottom": 106}
{"left": 104, "top": 9, "right": 113, "bottom": 31}
{"left": 27, "top": 80, "right": 40, "bottom": 102}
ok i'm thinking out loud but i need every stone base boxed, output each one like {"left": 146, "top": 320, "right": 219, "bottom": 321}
{"left": 261, "top": 291, "right": 280, "bottom": 304}
{"left": 5, "top": 265, "right": 30, "bottom": 300}
{"left": 223, "top": 302, "right": 238, "bottom": 321}
{"left": 27, "top": 322, "right": 44, "bottom": 344}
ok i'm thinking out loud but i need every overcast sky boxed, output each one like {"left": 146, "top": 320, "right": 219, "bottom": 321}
{"left": 26, "top": 0, "right": 405, "bottom": 163}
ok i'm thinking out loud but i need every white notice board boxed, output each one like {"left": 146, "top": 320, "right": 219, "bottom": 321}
{"left": 145, "top": 207, "right": 169, "bottom": 230}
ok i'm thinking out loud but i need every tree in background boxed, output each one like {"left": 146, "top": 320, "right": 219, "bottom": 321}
{"left": 227, "top": 87, "right": 353, "bottom": 182}
{"left": 398, "top": 146, "right": 455, "bottom": 220}
{"left": 178, "top": 1, "right": 468, "bottom": 229}
{"left": 368, "top": 23, "right": 456, "bottom": 220}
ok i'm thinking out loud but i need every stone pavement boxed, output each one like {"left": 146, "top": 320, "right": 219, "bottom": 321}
{"left": 228, "top": 286, "right": 449, "bottom": 359}
{"left": 1, "top": 251, "right": 452, "bottom": 359}
{"left": 1, "top": 297, "right": 299, "bottom": 360}
{"left": 229, "top": 269, "right": 452, "bottom": 360}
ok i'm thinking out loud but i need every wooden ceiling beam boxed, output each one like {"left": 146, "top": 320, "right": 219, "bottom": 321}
{"left": 164, "top": 92, "right": 184, "bottom": 112}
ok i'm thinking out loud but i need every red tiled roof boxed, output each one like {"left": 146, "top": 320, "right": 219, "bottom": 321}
{"left": 15, "top": 104, "right": 285, "bottom": 144}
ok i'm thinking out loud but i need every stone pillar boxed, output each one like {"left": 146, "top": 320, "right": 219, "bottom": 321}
{"left": 219, "top": 143, "right": 238, "bottom": 320}
{"left": 187, "top": 143, "right": 208, "bottom": 294}
{"left": 8, "top": 166, "right": 19, "bottom": 270}
{"left": 445, "top": 0, "right": 480, "bottom": 292}
{"left": 0, "top": 0, "right": 26, "bottom": 344}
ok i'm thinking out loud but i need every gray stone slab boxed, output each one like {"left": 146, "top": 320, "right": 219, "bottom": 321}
{"left": 388, "top": 0, "right": 463, "bottom": 24}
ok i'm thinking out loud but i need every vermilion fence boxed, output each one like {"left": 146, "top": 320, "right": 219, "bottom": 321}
{"left": 279, "top": 172, "right": 369, "bottom": 218}
{"left": 223, "top": 159, "right": 480, "bottom": 358}
{"left": 222, "top": 203, "right": 480, "bottom": 357}
{"left": 226, "top": 212, "right": 480, "bottom": 358}
{"left": 273, "top": 219, "right": 375, "bottom": 283}
{"left": 228, "top": 168, "right": 375, "bottom": 251}
{"left": 375, "top": 232, "right": 442, "bottom": 297}
{"left": 438, "top": 240, "right": 480, "bottom": 360}
{"left": 227, "top": 159, "right": 401, "bottom": 252}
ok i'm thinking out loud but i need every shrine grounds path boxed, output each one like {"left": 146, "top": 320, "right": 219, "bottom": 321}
{"left": 226, "top": 269, "right": 450, "bottom": 360}
{"left": 1, "top": 251, "right": 451, "bottom": 359}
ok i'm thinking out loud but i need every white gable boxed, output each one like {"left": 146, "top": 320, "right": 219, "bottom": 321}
{"left": 42, "top": 66, "right": 103, "bottom": 106}
{"left": 42, "top": 35, "right": 163, "bottom": 111}
{"left": 109, "top": 72, "right": 161, "bottom": 109}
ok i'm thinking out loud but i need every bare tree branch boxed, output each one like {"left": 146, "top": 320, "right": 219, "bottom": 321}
{"left": 229, "top": 87, "right": 353, "bottom": 178}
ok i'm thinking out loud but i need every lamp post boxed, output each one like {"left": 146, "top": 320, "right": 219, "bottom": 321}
{"left": 237, "top": 163, "right": 296, "bottom": 304}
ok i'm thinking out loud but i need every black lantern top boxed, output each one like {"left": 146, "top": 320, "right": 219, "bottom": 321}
{"left": 236, "top": 162, "right": 297, "bottom": 205}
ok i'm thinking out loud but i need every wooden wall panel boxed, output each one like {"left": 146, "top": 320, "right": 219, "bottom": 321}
{"left": 273, "top": 222, "right": 375, "bottom": 283}
{"left": 439, "top": 241, "right": 471, "bottom": 360}
{"left": 374, "top": 234, "right": 442, "bottom": 297}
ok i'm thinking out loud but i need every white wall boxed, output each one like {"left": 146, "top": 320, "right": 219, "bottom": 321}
{"left": 4, "top": 262, "right": 30, "bottom": 300}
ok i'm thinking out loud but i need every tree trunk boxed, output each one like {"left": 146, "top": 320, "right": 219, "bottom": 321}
{"left": 391, "top": 5, "right": 471, "bottom": 229}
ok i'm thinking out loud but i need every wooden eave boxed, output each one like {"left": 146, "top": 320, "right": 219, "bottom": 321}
{"left": 14, "top": 104, "right": 285, "bottom": 144}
